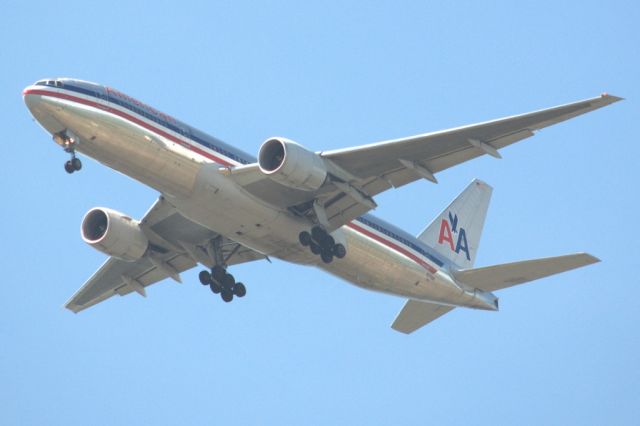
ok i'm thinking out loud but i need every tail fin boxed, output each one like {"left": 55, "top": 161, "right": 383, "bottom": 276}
{"left": 417, "top": 179, "right": 492, "bottom": 269}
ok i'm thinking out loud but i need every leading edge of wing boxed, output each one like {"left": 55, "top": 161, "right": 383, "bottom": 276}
{"left": 321, "top": 93, "right": 623, "bottom": 159}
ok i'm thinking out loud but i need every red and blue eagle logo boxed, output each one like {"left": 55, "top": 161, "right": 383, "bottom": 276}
{"left": 437, "top": 212, "right": 471, "bottom": 261}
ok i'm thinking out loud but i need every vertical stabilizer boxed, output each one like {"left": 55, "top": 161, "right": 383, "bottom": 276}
{"left": 417, "top": 179, "right": 492, "bottom": 269}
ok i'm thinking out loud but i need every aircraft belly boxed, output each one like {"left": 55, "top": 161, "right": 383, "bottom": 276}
{"left": 49, "top": 98, "right": 200, "bottom": 198}
{"left": 320, "top": 227, "right": 480, "bottom": 306}
{"left": 167, "top": 164, "right": 319, "bottom": 263}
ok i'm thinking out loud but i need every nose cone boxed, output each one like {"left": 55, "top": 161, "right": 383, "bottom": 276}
{"left": 23, "top": 85, "right": 66, "bottom": 135}
{"left": 23, "top": 85, "right": 39, "bottom": 111}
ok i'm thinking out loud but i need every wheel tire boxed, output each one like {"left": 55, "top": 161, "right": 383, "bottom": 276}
{"left": 222, "top": 273, "right": 235, "bottom": 289}
{"left": 71, "top": 157, "right": 82, "bottom": 171}
{"left": 321, "top": 251, "right": 333, "bottom": 264}
{"left": 198, "top": 270, "right": 212, "bottom": 285}
{"left": 212, "top": 265, "right": 226, "bottom": 282}
{"left": 210, "top": 281, "right": 221, "bottom": 294}
{"left": 333, "top": 243, "right": 347, "bottom": 259}
{"left": 311, "top": 226, "right": 325, "bottom": 243}
{"left": 310, "top": 241, "right": 321, "bottom": 255}
{"left": 64, "top": 161, "right": 74, "bottom": 174}
{"left": 323, "top": 234, "right": 335, "bottom": 250}
{"left": 234, "top": 282, "right": 247, "bottom": 297}
{"left": 298, "top": 231, "right": 312, "bottom": 247}
{"left": 221, "top": 289, "right": 234, "bottom": 302}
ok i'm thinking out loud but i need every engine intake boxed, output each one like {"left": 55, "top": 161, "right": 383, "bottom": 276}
{"left": 258, "top": 137, "right": 327, "bottom": 191}
{"left": 81, "top": 207, "right": 148, "bottom": 262}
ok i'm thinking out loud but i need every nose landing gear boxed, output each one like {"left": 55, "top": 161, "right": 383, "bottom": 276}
{"left": 64, "top": 156, "right": 82, "bottom": 174}
{"left": 54, "top": 130, "right": 82, "bottom": 174}
{"left": 299, "top": 225, "right": 346, "bottom": 264}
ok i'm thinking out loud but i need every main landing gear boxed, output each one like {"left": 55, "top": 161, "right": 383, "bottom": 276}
{"left": 54, "top": 130, "right": 82, "bottom": 174}
{"left": 299, "top": 225, "right": 346, "bottom": 264}
{"left": 198, "top": 265, "right": 246, "bottom": 303}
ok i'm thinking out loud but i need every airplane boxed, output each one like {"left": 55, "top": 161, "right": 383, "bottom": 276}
{"left": 23, "top": 78, "right": 621, "bottom": 333}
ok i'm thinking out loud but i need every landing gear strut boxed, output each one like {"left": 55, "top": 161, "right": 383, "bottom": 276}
{"left": 299, "top": 225, "right": 346, "bottom": 264}
{"left": 54, "top": 130, "right": 82, "bottom": 174}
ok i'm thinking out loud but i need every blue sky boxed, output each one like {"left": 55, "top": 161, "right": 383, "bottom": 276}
{"left": 2, "top": 1, "right": 638, "bottom": 424}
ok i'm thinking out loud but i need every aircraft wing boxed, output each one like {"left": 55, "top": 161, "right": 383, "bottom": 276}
{"left": 65, "top": 197, "right": 266, "bottom": 313}
{"left": 226, "top": 94, "right": 621, "bottom": 230}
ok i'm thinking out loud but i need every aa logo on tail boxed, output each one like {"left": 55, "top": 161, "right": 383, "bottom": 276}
{"left": 438, "top": 212, "right": 470, "bottom": 261}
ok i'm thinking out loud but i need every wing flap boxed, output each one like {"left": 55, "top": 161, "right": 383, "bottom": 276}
{"left": 324, "top": 94, "right": 621, "bottom": 180}
{"left": 65, "top": 253, "right": 197, "bottom": 313}
{"left": 452, "top": 253, "right": 600, "bottom": 293}
{"left": 391, "top": 300, "right": 455, "bottom": 334}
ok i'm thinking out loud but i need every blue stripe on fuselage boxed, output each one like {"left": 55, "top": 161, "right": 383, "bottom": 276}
{"left": 50, "top": 79, "right": 446, "bottom": 270}
{"left": 355, "top": 215, "right": 445, "bottom": 268}
{"left": 59, "top": 80, "right": 255, "bottom": 165}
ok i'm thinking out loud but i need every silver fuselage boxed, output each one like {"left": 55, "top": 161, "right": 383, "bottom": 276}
{"left": 24, "top": 78, "right": 497, "bottom": 311}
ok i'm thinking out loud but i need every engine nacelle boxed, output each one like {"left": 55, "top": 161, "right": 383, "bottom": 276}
{"left": 258, "top": 137, "right": 327, "bottom": 191}
{"left": 81, "top": 207, "right": 148, "bottom": 262}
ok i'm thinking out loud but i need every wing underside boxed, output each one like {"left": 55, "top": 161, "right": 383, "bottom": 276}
{"left": 65, "top": 197, "right": 265, "bottom": 313}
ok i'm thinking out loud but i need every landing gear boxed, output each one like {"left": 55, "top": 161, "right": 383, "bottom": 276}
{"left": 55, "top": 130, "right": 83, "bottom": 174}
{"left": 198, "top": 266, "right": 246, "bottom": 302}
{"left": 299, "top": 225, "right": 346, "bottom": 264}
{"left": 198, "top": 270, "right": 211, "bottom": 285}
{"left": 196, "top": 237, "right": 248, "bottom": 303}
{"left": 64, "top": 154, "right": 82, "bottom": 174}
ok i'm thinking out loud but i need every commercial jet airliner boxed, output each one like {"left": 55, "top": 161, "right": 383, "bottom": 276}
{"left": 23, "top": 78, "right": 621, "bottom": 333}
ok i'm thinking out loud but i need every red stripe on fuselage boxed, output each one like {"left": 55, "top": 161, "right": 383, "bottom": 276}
{"left": 25, "top": 88, "right": 437, "bottom": 274}
{"left": 23, "top": 88, "right": 235, "bottom": 167}
{"left": 346, "top": 222, "right": 438, "bottom": 274}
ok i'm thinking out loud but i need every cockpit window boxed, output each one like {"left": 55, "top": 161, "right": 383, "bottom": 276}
{"left": 34, "top": 79, "right": 63, "bottom": 87}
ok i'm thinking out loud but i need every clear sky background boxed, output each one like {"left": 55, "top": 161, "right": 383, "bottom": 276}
{"left": 2, "top": 1, "right": 638, "bottom": 425}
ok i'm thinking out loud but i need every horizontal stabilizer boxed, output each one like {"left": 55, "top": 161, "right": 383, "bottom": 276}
{"left": 391, "top": 300, "right": 455, "bottom": 334}
{"left": 452, "top": 253, "right": 600, "bottom": 292}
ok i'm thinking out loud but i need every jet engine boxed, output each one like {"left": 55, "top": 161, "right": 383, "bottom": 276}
{"left": 81, "top": 207, "right": 148, "bottom": 261}
{"left": 258, "top": 137, "right": 327, "bottom": 191}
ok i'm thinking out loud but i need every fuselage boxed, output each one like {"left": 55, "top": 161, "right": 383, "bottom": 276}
{"left": 23, "top": 78, "right": 497, "bottom": 311}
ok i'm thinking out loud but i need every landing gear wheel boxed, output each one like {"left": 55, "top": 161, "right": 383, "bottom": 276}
{"left": 234, "top": 282, "right": 247, "bottom": 297}
{"left": 221, "top": 289, "right": 234, "bottom": 302}
{"left": 333, "top": 243, "right": 347, "bottom": 259}
{"left": 64, "top": 161, "right": 74, "bottom": 174}
{"left": 323, "top": 234, "right": 335, "bottom": 250}
{"left": 310, "top": 241, "right": 321, "bottom": 255}
{"left": 212, "top": 265, "right": 226, "bottom": 282}
{"left": 71, "top": 157, "right": 82, "bottom": 171}
{"left": 199, "top": 270, "right": 212, "bottom": 285}
{"left": 321, "top": 251, "right": 334, "bottom": 264}
{"left": 311, "top": 226, "right": 325, "bottom": 243}
{"left": 209, "top": 281, "right": 221, "bottom": 294}
{"left": 222, "top": 273, "right": 235, "bottom": 289}
{"left": 299, "top": 231, "right": 312, "bottom": 247}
